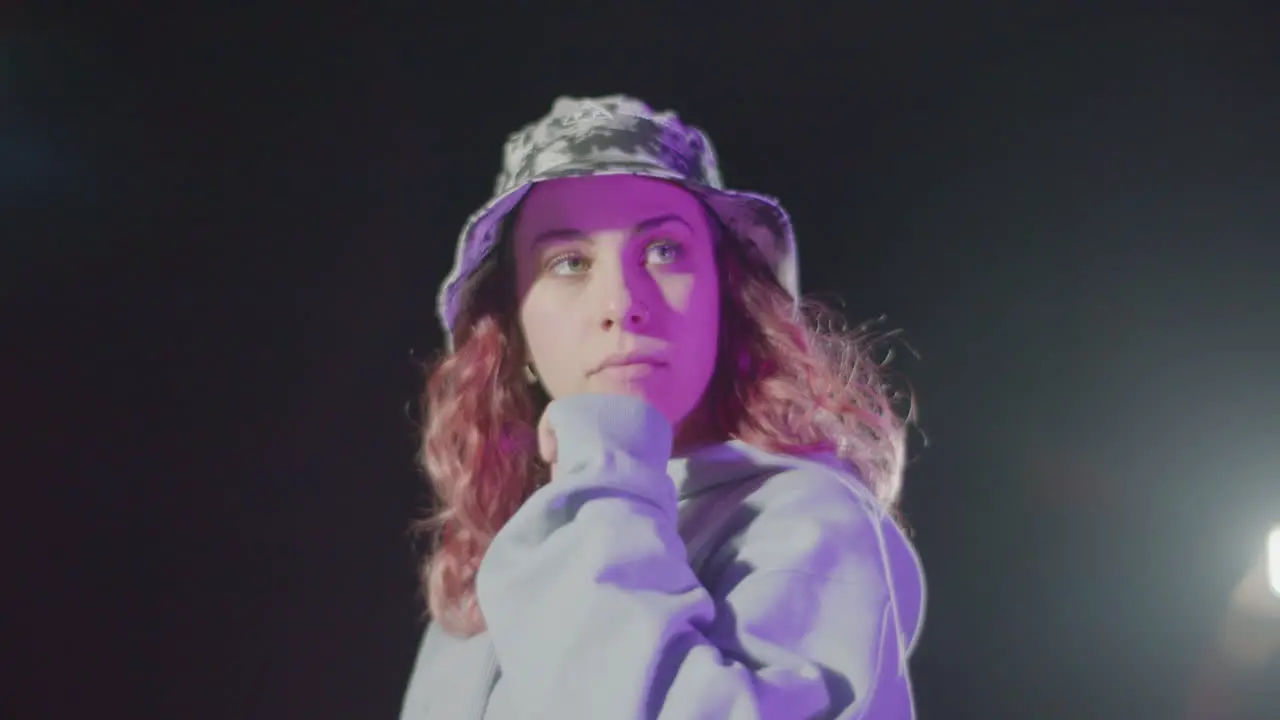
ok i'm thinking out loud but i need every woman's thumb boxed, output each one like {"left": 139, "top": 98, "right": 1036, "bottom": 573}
{"left": 537, "top": 408, "right": 557, "bottom": 466}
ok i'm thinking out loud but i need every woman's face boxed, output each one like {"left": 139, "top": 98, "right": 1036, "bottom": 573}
{"left": 512, "top": 174, "right": 721, "bottom": 430}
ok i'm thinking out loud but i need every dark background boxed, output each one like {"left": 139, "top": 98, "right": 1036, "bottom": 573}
{"left": 6, "top": 3, "right": 1280, "bottom": 718}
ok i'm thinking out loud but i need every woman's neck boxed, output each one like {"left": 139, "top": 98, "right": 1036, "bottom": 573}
{"left": 672, "top": 400, "right": 728, "bottom": 458}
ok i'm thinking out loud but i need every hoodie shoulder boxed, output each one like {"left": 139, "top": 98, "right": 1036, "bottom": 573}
{"left": 686, "top": 443, "right": 927, "bottom": 654}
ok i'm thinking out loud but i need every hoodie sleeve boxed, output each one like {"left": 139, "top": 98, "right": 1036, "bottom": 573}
{"left": 475, "top": 393, "right": 925, "bottom": 720}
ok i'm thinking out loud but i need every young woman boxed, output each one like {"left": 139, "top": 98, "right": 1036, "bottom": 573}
{"left": 400, "top": 95, "right": 927, "bottom": 719}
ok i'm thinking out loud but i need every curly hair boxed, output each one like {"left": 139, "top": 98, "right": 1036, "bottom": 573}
{"left": 413, "top": 218, "right": 915, "bottom": 638}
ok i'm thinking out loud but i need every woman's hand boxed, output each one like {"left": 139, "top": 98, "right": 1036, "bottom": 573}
{"left": 534, "top": 393, "right": 673, "bottom": 480}
{"left": 537, "top": 405, "right": 558, "bottom": 468}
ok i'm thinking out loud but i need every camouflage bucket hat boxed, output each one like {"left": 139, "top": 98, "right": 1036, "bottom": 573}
{"left": 437, "top": 95, "right": 799, "bottom": 346}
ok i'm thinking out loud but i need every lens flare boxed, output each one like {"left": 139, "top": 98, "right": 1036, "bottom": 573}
{"left": 1267, "top": 525, "right": 1280, "bottom": 598}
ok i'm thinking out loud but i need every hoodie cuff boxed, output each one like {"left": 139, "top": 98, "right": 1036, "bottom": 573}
{"left": 545, "top": 393, "right": 674, "bottom": 482}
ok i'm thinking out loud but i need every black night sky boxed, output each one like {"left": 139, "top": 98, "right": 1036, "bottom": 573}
{"left": 5, "top": 4, "right": 1280, "bottom": 718}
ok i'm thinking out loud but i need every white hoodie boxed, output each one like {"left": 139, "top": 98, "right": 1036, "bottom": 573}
{"left": 400, "top": 393, "right": 926, "bottom": 719}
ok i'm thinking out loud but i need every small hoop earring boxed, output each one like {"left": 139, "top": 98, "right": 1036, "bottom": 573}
{"left": 523, "top": 364, "right": 538, "bottom": 385}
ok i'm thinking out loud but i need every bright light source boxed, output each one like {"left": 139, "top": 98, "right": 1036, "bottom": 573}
{"left": 1268, "top": 525, "right": 1280, "bottom": 598}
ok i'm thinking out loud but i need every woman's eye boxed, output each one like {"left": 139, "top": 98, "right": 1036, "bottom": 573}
{"left": 546, "top": 253, "right": 589, "bottom": 275}
{"left": 646, "top": 240, "right": 684, "bottom": 265}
